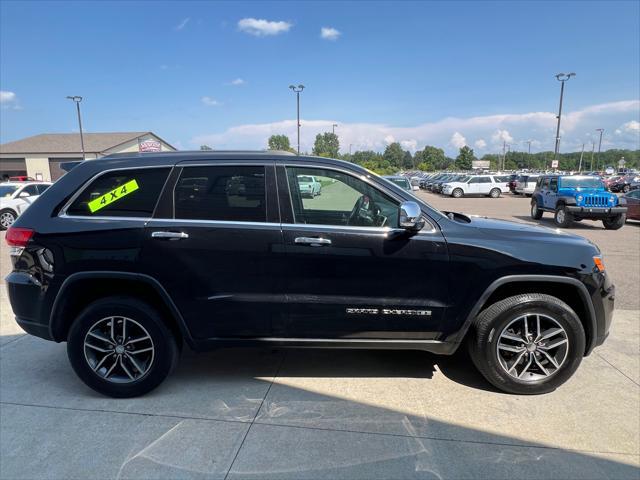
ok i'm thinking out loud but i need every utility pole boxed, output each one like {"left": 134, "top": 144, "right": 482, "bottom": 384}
{"left": 553, "top": 73, "right": 576, "bottom": 161}
{"left": 595, "top": 128, "right": 604, "bottom": 171}
{"left": 590, "top": 141, "right": 595, "bottom": 171}
{"left": 525, "top": 140, "right": 532, "bottom": 169}
{"left": 332, "top": 124, "right": 337, "bottom": 135}
{"left": 502, "top": 141, "right": 506, "bottom": 171}
{"left": 349, "top": 144, "right": 353, "bottom": 155}
{"left": 578, "top": 143, "right": 585, "bottom": 173}
{"left": 288, "top": 84, "right": 305, "bottom": 155}
{"left": 66, "top": 96, "right": 85, "bottom": 160}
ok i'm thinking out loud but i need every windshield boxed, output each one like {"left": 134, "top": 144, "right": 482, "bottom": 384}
{"left": 0, "top": 185, "right": 18, "bottom": 198}
{"left": 559, "top": 176, "right": 604, "bottom": 189}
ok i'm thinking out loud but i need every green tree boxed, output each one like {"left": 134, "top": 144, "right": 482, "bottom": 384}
{"left": 383, "top": 142, "right": 405, "bottom": 170}
{"left": 200, "top": 144, "right": 213, "bottom": 151}
{"left": 414, "top": 146, "right": 447, "bottom": 171}
{"left": 455, "top": 146, "right": 476, "bottom": 170}
{"left": 403, "top": 151, "right": 414, "bottom": 169}
{"left": 312, "top": 132, "right": 340, "bottom": 157}
{"left": 268, "top": 134, "right": 293, "bottom": 152}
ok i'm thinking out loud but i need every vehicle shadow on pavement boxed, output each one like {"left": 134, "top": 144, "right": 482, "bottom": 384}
{"left": 1, "top": 337, "right": 638, "bottom": 479}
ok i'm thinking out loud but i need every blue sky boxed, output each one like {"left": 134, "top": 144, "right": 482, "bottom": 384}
{"left": 1, "top": 0, "right": 639, "bottom": 155}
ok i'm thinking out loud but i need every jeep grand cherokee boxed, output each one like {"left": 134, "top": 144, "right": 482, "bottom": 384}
{"left": 5, "top": 151, "right": 615, "bottom": 397}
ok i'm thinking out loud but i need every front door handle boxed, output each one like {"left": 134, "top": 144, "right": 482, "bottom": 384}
{"left": 294, "top": 236, "right": 332, "bottom": 246}
{"left": 151, "top": 231, "right": 189, "bottom": 240}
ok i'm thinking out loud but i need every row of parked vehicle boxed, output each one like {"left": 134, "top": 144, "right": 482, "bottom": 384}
{"left": 0, "top": 180, "right": 52, "bottom": 230}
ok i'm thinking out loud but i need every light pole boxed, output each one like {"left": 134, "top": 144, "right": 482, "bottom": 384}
{"left": 578, "top": 143, "right": 585, "bottom": 173}
{"left": 332, "top": 124, "right": 337, "bottom": 135}
{"left": 590, "top": 141, "right": 595, "bottom": 171}
{"left": 525, "top": 140, "right": 532, "bottom": 169}
{"left": 289, "top": 84, "right": 305, "bottom": 155}
{"left": 553, "top": 72, "right": 576, "bottom": 162}
{"left": 66, "top": 95, "right": 85, "bottom": 160}
{"left": 595, "top": 128, "right": 604, "bottom": 171}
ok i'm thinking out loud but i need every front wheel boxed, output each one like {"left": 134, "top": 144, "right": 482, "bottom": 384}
{"left": 602, "top": 214, "right": 626, "bottom": 230}
{"left": 554, "top": 205, "right": 573, "bottom": 228}
{"left": 452, "top": 188, "right": 464, "bottom": 198}
{"left": 530, "top": 201, "right": 543, "bottom": 220}
{"left": 67, "top": 296, "right": 179, "bottom": 398}
{"left": 489, "top": 188, "right": 501, "bottom": 198}
{"left": 468, "top": 293, "right": 585, "bottom": 395}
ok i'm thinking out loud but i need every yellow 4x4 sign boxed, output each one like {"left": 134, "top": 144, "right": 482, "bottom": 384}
{"left": 88, "top": 179, "right": 139, "bottom": 213}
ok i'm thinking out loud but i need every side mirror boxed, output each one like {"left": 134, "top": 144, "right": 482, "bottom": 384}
{"left": 399, "top": 201, "right": 425, "bottom": 232}
{"left": 19, "top": 191, "right": 30, "bottom": 198}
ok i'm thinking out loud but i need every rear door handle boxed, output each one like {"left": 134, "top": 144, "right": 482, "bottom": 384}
{"left": 151, "top": 231, "right": 189, "bottom": 240}
{"left": 294, "top": 236, "right": 332, "bottom": 246}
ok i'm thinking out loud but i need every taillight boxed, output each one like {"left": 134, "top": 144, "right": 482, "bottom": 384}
{"left": 5, "top": 227, "right": 35, "bottom": 247}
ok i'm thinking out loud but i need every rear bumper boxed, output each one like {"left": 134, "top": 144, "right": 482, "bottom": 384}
{"left": 6, "top": 272, "right": 53, "bottom": 341}
{"left": 566, "top": 206, "right": 627, "bottom": 218}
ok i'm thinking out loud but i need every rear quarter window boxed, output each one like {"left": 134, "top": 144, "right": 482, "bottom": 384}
{"left": 66, "top": 168, "right": 170, "bottom": 217}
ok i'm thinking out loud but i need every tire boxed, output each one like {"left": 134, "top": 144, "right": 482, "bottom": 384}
{"left": 489, "top": 188, "right": 501, "bottom": 198}
{"left": 0, "top": 209, "right": 17, "bottom": 230}
{"left": 467, "top": 293, "right": 585, "bottom": 395}
{"left": 67, "top": 296, "right": 179, "bottom": 398}
{"left": 452, "top": 188, "right": 464, "bottom": 198}
{"left": 602, "top": 214, "right": 626, "bottom": 230}
{"left": 554, "top": 205, "right": 573, "bottom": 228}
{"left": 530, "top": 200, "right": 543, "bottom": 220}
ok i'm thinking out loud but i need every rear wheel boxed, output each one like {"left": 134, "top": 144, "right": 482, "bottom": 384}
{"left": 452, "top": 188, "right": 464, "bottom": 198}
{"left": 530, "top": 201, "right": 543, "bottom": 220}
{"left": 489, "top": 188, "right": 501, "bottom": 198}
{"left": 67, "top": 296, "right": 179, "bottom": 398}
{"left": 0, "top": 209, "right": 17, "bottom": 230}
{"left": 554, "top": 205, "right": 573, "bottom": 228}
{"left": 602, "top": 214, "right": 625, "bottom": 230}
{"left": 468, "top": 294, "right": 585, "bottom": 395}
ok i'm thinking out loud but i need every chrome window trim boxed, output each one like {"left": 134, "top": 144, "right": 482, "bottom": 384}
{"left": 148, "top": 218, "right": 281, "bottom": 229}
{"left": 58, "top": 213, "right": 152, "bottom": 222}
{"left": 58, "top": 165, "right": 173, "bottom": 218}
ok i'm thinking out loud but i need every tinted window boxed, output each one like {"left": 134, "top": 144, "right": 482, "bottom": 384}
{"left": 286, "top": 167, "right": 399, "bottom": 227}
{"left": 67, "top": 168, "right": 170, "bottom": 217}
{"left": 36, "top": 184, "right": 50, "bottom": 195}
{"left": 468, "top": 177, "right": 481, "bottom": 184}
{"left": 174, "top": 166, "right": 266, "bottom": 222}
{"left": 20, "top": 185, "right": 38, "bottom": 196}
{"left": 479, "top": 177, "right": 492, "bottom": 183}
{"left": 549, "top": 178, "right": 558, "bottom": 191}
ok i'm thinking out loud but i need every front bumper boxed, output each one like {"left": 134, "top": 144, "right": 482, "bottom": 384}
{"left": 566, "top": 206, "right": 627, "bottom": 218}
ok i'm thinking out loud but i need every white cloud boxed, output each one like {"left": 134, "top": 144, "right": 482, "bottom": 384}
{"left": 190, "top": 99, "right": 640, "bottom": 155}
{"left": 491, "top": 129, "right": 514, "bottom": 145}
{"left": 474, "top": 139, "right": 487, "bottom": 149}
{"left": 400, "top": 139, "right": 418, "bottom": 152}
{"left": 0, "top": 90, "right": 20, "bottom": 110}
{"left": 201, "top": 96, "right": 221, "bottom": 107}
{"left": 320, "top": 27, "right": 341, "bottom": 41}
{"left": 621, "top": 120, "right": 640, "bottom": 133}
{"left": 228, "top": 78, "right": 246, "bottom": 86}
{"left": 175, "top": 18, "right": 190, "bottom": 31}
{"left": 238, "top": 18, "right": 292, "bottom": 36}
{"left": 450, "top": 132, "right": 467, "bottom": 149}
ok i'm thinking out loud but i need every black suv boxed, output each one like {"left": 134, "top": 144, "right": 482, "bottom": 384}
{"left": 6, "top": 152, "right": 615, "bottom": 397}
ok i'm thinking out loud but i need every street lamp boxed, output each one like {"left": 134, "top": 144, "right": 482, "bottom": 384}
{"left": 66, "top": 95, "right": 85, "bottom": 160}
{"left": 289, "top": 84, "right": 305, "bottom": 155}
{"left": 595, "top": 128, "right": 604, "bottom": 171}
{"left": 332, "top": 123, "right": 338, "bottom": 135}
{"left": 553, "top": 72, "right": 576, "bottom": 161}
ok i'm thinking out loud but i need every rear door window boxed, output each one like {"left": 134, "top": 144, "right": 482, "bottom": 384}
{"left": 174, "top": 166, "right": 266, "bottom": 222}
{"left": 67, "top": 168, "right": 170, "bottom": 217}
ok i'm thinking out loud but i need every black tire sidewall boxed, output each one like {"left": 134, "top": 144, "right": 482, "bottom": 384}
{"left": 554, "top": 205, "right": 572, "bottom": 227}
{"left": 472, "top": 298, "right": 585, "bottom": 395}
{"left": 0, "top": 209, "right": 16, "bottom": 230}
{"left": 67, "top": 297, "right": 177, "bottom": 398}
{"left": 531, "top": 201, "right": 542, "bottom": 219}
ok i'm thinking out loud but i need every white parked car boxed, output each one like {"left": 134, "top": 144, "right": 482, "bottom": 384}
{"left": 514, "top": 174, "right": 540, "bottom": 196}
{"left": 0, "top": 182, "right": 52, "bottom": 230}
{"left": 441, "top": 175, "right": 506, "bottom": 198}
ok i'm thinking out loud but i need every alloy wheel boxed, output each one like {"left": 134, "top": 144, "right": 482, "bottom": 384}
{"left": 496, "top": 313, "right": 569, "bottom": 381}
{"left": 0, "top": 212, "right": 15, "bottom": 228}
{"left": 83, "top": 316, "right": 155, "bottom": 383}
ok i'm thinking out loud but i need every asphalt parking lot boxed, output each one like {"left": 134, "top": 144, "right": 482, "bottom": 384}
{"left": 0, "top": 192, "right": 638, "bottom": 479}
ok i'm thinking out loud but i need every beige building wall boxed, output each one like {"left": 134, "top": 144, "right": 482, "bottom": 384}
{"left": 25, "top": 157, "right": 52, "bottom": 181}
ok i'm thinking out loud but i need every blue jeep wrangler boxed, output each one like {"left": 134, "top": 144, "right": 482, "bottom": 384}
{"left": 531, "top": 175, "right": 627, "bottom": 229}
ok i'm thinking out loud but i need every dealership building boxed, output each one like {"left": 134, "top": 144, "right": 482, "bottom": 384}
{"left": 0, "top": 132, "right": 176, "bottom": 181}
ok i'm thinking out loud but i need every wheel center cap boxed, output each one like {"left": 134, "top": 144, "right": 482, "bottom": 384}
{"left": 526, "top": 343, "right": 537, "bottom": 353}
{"left": 115, "top": 345, "right": 125, "bottom": 354}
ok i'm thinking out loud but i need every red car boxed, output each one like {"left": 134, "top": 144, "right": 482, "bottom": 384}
{"left": 623, "top": 189, "right": 640, "bottom": 221}
{"left": 7, "top": 176, "right": 36, "bottom": 182}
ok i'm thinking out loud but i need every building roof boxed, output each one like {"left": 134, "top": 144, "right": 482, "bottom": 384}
{"left": 0, "top": 132, "right": 172, "bottom": 154}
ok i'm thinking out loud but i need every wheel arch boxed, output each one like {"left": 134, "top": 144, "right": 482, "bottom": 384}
{"left": 49, "top": 271, "right": 195, "bottom": 348}
{"left": 454, "top": 275, "right": 597, "bottom": 356}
